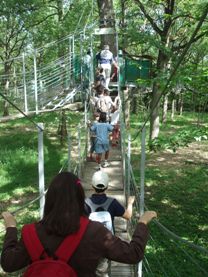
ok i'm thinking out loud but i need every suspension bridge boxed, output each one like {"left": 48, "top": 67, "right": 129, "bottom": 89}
{"left": 0, "top": 10, "right": 207, "bottom": 277}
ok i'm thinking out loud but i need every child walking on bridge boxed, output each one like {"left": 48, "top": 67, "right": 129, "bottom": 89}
{"left": 90, "top": 112, "right": 113, "bottom": 170}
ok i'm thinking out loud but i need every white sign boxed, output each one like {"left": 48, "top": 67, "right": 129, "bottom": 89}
{"left": 94, "top": 27, "right": 116, "bottom": 35}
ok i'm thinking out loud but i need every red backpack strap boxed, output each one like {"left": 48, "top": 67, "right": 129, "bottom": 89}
{"left": 22, "top": 223, "right": 45, "bottom": 261}
{"left": 55, "top": 216, "right": 89, "bottom": 262}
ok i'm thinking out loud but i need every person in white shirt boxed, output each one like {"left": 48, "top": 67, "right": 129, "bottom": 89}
{"left": 83, "top": 50, "right": 92, "bottom": 88}
{"left": 96, "top": 45, "right": 117, "bottom": 89}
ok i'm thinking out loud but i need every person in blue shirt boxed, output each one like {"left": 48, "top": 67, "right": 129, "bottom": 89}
{"left": 90, "top": 112, "right": 113, "bottom": 169}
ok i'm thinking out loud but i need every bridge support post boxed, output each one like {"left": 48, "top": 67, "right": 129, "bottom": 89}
{"left": 22, "top": 53, "right": 28, "bottom": 113}
{"left": 67, "top": 130, "right": 71, "bottom": 172}
{"left": 33, "top": 50, "right": 39, "bottom": 114}
{"left": 138, "top": 126, "right": 146, "bottom": 276}
{"left": 38, "top": 123, "right": 45, "bottom": 219}
{"left": 78, "top": 124, "right": 81, "bottom": 177}
{"left": 127, "top": 134, "right": 131, "bottom": 198}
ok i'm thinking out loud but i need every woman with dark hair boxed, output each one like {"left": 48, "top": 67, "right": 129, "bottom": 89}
{"left": 1, "top": 172, "right": 157, "bottom": 277}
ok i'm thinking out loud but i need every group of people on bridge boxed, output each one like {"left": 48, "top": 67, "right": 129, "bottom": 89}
{"left": 88, "top": 84, "right": 120, "bottom": 170}
{"left": 0, "top": 44, "right": 157, "bottom": 277}
{"left": 83, "top": 45, "right": 120, "bottom": 171}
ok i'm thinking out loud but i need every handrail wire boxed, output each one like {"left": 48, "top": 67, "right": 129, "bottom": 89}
{"left": 0, "top": 92, "right": 43, "bottom": 131}
{"left": 170, "top": 234, "right": 208, "bottom": 275}
{"left": 143, "top": 256, "right": 154, "bottom": 277}
{"left": 152, "top": 218, "right": 208, "bottom": 255}
{"left": 148, "top": 233, "right": 181, "bottom": 277}
{"left": 148, "top": 234, "right": 176, "bottom": 277}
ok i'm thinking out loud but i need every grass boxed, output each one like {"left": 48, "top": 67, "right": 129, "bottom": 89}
{"left": 0, "top": 110, "right": 83, "bottom": 249}
{"left": 130, "top": 111, "right": 208, "bottom": 276}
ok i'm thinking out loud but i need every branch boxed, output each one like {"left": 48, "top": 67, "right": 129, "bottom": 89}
{"left": 184, "top": 85, "right": 197, "bottom": 94}
{"left": 9, "top": 34, "right": 27, "bottom": 57}
{"left": 173, "top": 30, "right": 208, "bottom": 51}
{"left": 62, "top": 6, "right": 73, "bottom": 21}
{"left": 123, "top": 49, "right": 155, "bottom": 60}
{"left": 26, "top": 12, "right": 57, "bottom": 29}
{"left": 163, "top": 0, "right": 175, "bottom": 36}
{"left": 134, "top": 0, "right": 163, "bottom": 35}
{"left": 48, "top": 5, "right": 58, "bottom": 10}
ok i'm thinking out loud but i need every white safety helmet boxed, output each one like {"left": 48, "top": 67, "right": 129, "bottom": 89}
{"left": 103, "top": 44, "right": 110, "bottom": 50}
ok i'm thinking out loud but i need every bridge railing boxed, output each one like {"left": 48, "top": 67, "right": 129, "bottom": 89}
{"left": 122, "top": 128, "right": 208, "bottom": 277}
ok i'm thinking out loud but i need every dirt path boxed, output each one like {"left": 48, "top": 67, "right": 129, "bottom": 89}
{"left": 146, "top": 141, "right": 208, "bottom": 168}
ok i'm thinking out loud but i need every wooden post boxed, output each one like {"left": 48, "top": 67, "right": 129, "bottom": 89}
{"left": 38, "top": 123, "right": 45, "bottom": 218}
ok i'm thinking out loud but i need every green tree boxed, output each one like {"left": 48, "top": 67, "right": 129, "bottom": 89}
{"left": 120, "top": 0, "right": 208, "bottom": 140}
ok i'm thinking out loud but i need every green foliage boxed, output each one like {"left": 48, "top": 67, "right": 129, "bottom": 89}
{"left": 149, "top": 126, "right": 208, "bottom": 152}
{"left": 0, "top": 110, "right": 82, "bottom": 200}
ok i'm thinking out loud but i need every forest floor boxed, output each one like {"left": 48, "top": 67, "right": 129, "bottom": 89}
{"left": 147, "top": 140, "right": 208, "bottom": 168}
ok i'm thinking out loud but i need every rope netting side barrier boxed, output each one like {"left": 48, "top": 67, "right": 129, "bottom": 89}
{"left": 0, "top": 19, "right": 97, "bottom": 116}
{"left": 120, "top": 127, "right": 208, "bottom": 276}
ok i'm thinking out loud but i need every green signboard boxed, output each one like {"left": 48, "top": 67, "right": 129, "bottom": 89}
{"left": 124, "top": 58, "right": 151, "bottom": 82}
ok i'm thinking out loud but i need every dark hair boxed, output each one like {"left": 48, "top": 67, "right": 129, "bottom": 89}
{"left": 104, "top": 88, "right": 109, "bottom": 95}
{"left": 96, "top": 85, "right": 105, "bottom": 94}
{"left": 99, "top": 112, "right": 107, "bottom": 122}
{"left": 41, "top": 172, "right": 86, "bottom": 236}
{"left": 94, "top": 187, "right": 106, "bottom": 193}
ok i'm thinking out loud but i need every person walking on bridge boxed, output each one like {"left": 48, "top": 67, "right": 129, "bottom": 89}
{"left": 85, "top": 171, "right": 135, "bottom": 232}
{"left": 90, "top": 112, "right": 113, "bottom": 170}
{"left": 96, "top": 45, "right": 117, "bottom": 89}
{"left": 85, "top": 170, "right": 135, "bottom": 277}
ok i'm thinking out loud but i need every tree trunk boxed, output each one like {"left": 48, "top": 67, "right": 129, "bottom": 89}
{"left": 178, "top": 93, "right": 183, "bottom": 115}
{"left": 171, "top": 99, "right": 175, "bottom": 120}
{"left": 150, "top": 82, "right": 161, "bottom": 140}
{"left": 120, "top": 0, "right": 126, "bottom": 48}
{"left": 149, "top": 44, "right": 169, "bottom": 140}
{"left": 2, "top": 62, "right": 11, "bottom": 116}
{"left": 97, "top": 0, "right": 117, "bottom": 55}
{"left": 192, "top": 91, "right": 195, "bottom": 112}
{"left": 3, "top": 80, "right": 10, "bottom": 116}
{"left": 162, "top": 94, "right": 168, "bottom": 123}
{"left": 57, "top": 110, "right": 68, "bottom": 145}
{"left": 123, "top": 87, "right": 130, "bottom": 128}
